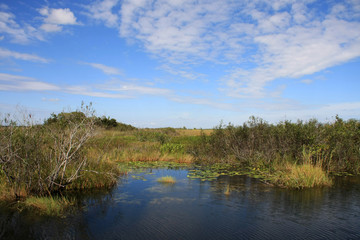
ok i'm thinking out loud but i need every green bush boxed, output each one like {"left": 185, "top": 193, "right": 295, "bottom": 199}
{"left": 193, "top": 116, "right": 360, "bottom": 174}
{"left": 160, "top": 143, "right": 185, "bottom": 155}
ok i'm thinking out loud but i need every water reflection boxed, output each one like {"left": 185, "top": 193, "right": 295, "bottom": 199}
{"left": 1, "top": 170, "right": 360, "bottom": 239}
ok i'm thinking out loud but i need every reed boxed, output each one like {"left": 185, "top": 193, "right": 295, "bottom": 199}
{"left": 271, "top": 163, "right": 332, "bottom": 189}
{"left": 24, "top": 196, "right": 73, "bottom": 216}
{"left": 157, "top": 176, "right": 176, "bottom": 184}
{"left": 224, "top": 184, "right": 231, "bottom": 195}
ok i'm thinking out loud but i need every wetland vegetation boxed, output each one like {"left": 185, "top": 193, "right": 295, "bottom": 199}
{"left": 1, "top": 104, "right": 360, "bottom": 216}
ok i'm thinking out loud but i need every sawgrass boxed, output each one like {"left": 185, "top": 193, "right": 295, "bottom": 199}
{"left": 271, "top": 163, "right": 332, "bottom": 189}
{"left": 23, "top": 196, "right": 73, "bottom": 216}
{"left": 157, "top": 176, "right": 176, "bottom": 184}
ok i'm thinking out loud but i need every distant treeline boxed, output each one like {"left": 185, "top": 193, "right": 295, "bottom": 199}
{"left": 45, "top": 112, "right": 136, "bottom": 131}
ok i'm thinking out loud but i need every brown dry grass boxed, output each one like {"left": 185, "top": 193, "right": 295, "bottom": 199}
{"left": 175, "top": 129, "right": 213, "bottom": 136}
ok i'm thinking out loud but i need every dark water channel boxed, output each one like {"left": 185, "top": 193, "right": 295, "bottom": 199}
{"left": 1, "top": 168, "right": 360, "bottom": 239}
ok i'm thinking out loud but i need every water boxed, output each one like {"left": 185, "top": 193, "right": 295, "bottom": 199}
{"left": 1, "top": 168, "right": 360, "bottom": 239}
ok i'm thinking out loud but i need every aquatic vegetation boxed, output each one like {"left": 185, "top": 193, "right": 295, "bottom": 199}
{"left": 187, "top": 164, "right": 268, "bottom": 182}
{"left": 157, "top": 176, "right": 176, "bottom": 184}
{"left": 224, "top": 184, "right": 231, "bottom": 195}
{"left": 1, "top": 104, "right": 359, "bottom": 219}
{"left": 23, "top": 196, "right": 73, "bottom": 216}
{"left": 271, "top": 163, "right": 332, "bottom": 189}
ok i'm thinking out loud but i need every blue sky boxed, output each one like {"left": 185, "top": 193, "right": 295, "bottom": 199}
{"left": 0, "top": 0, "right": 359, "bottom": 128}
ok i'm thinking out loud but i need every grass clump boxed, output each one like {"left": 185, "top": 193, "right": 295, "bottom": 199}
{"left": 23, "top": 196, "right": 73, "bottom": 216}
{"left": 271, "top": 163, "right": 332, "bottom": 189}
{"left": 157, "top": 176, "right": 176, "bottom": 184}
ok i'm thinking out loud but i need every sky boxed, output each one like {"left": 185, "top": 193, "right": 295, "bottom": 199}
{"left": 0, "top": 0, "right": 360, "bottom": 128}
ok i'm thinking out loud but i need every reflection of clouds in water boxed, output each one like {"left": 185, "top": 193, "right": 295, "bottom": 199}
{"left": 145, "top": 185, "right": 175, "bottom": 194}
{"left": 113, "top": 192, "right": 141, "bottom": 205}
{"left": 149, "top": 197, "right": 195, "bottom": 205}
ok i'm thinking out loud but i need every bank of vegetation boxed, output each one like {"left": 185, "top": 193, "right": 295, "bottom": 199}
{"left": 191, "top": 116, "right": 359, "bottom": 188}
{"left": 0, "top": 103, "right": 121, "bottom": 215}
{"left": 1, "top": 104, "right": 359, "bottom": 215}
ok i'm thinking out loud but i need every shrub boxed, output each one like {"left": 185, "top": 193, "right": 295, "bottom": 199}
{"left": 0, "top": 103, "right": 98, "bottom": 197}
{"left": 160, "top": 143, "right": 185, "bottom": 155}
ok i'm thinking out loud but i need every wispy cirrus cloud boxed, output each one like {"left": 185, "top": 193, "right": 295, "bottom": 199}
{"left": 223, "top": 2, "right": 360, "bottom": 98}
{"left": 84, "top": 0, "right": 120, "bottom": 27}
{"left": 0, "top": 10, "right": 43, "bottom": 43}
{"left": 0, "top": 72, "right": 172, "bottom": 99}
{"left": 80, "top": 62, "right": 122, "bottom": 75}
{"left": 86, "top": 0, "right": 360, "bottom": 100}
{"left": 101, "top": 84, "right": 172, "bottom": 96}
{"left": 0, "top": 47, "right": 49, "bottom": 63}
{"left": 0, "top": 73, "right": 59, "bottom": 91}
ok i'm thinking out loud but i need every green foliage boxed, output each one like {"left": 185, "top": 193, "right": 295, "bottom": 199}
{"left": 44, "top": 111, "right": 89, "bottom": 127}
{"left": 95, "top": 116, "right": 136, "bottom": 131}
{"left": 193, "top": 116, "right": 360, "bottom": 174}
{"left": 0, "top": 103, "right": 114, "bottom": 198}
{"left": 160, "top": 143, "right": 185, "bottom": 155}
{"left": 135, "top": 129, "right": 174, "bottom": 144}
{"left": 117, "top": 122, "right": 137, "bottom": 131}
{"left": 98, "top": 116, "right": 118, "bottom": 128}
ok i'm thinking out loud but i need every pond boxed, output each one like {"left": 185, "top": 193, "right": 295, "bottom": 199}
{"left": 1, "top": 167, "right": 360, "bottom": 239}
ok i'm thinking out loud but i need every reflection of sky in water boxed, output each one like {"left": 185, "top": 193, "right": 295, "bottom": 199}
{"left": 1, "top": 170, "right": 360, "bottom": 239}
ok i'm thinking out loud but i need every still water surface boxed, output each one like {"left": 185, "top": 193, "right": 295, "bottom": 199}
{"left": 1, "top": 168, "right": 360, "bottom": 239}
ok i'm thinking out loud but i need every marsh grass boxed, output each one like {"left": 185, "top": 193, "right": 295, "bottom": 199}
{"left": 176, "top": 129, "right": 213, "bottom": 136}
{"left": 157, "top": 176, "right": 176, "bottom": 184}
{"left": 23, "top": 196, "right": 73, "bottom": 216}
{"left": 271, "top": 163, "right": 332, "bottom": 189}
{"left": 224, "top": 184, "right": 231, "bottom": 195}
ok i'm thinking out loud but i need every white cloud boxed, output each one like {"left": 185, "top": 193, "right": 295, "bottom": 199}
{"left": 40, "top": 8, "right": 77, "bottom": 25}
{"left": 0, "top": 5, "right": 78, "bottom": 42}
{"left": 81, "top": 62, "right": 122, "bottom": 75}
{"left": 0, "top": 73, "right": 59, "bottom": 91}
{"left": 112, "top": 0, "right": 360, "bottom": 98}
{"left": 65, "top": 85, "right": 131, "bottom": 99}
{"left": 101, "top": 83, "right": 172, "bottom": 96}
{"left": 159, "top": 64, "right": 205, "bottom": 81}
{"left": 0, "top": 72, "right": 172, "bottom": 99}
{"left": 0, "top": 11, "right": 41, "bottom": 43}
{"left": 0, "top": 73, "right": 35, "bottom": 81}
{"left": 85, "top": 0, "right": 120, "bottom": 27}
{"left": 40, "top": 23, "right": 62, "bottom": 32}
{"left": 221, "top": 1, "right": 360, "bottom": 98}
{"left": 301, "top": 79, "right": 313, "bottom": 84}
{"left": 39, "top": 7, "right": 78, "bottom": 33}
{"left": 42, "top": 98, "right": 60, "bottom": 102}
{"left": 119, "top": 0, "right": 238, "bottom": 63}
{"left": 0, "top": 47, "right": 49, "bottom": 63}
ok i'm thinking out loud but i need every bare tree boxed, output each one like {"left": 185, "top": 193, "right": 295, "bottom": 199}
{"left": 0, "top": 103, "right": 97, "bottom": 197}
{"left": 45, "top": 102, "right": 97, "bottom": 192}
